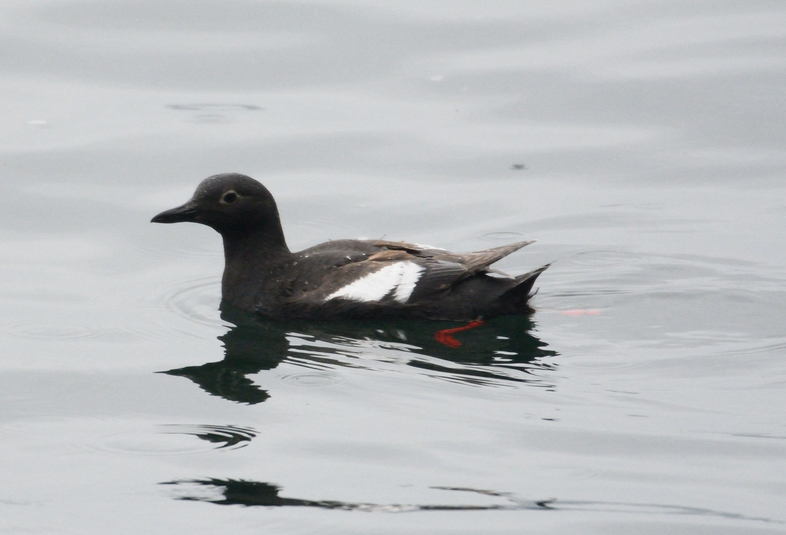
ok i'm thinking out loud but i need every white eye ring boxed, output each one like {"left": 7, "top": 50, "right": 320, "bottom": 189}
{"left": 220, "top": 190, "right": 239, "bottom": 204}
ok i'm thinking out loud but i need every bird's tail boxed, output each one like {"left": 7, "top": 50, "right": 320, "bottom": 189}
{"left": 501, "top": 264, "right": 550, "bottom": 308}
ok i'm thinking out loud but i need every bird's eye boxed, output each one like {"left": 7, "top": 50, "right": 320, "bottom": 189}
{"left": 220, "top": 191, "right": 238, "bottom": 204}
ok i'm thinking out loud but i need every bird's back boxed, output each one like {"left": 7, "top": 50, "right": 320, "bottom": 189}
{"left": 253, "top": 239, "right": 546, "bottom": 321}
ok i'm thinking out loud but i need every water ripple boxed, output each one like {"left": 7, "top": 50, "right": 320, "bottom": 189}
{"left": 279, "top": 371, "right": 341, "bottom": 387}
{"left": 90, "top": 424, "right": 257, "bottom": 455}
{"left": 149, "top": 275, "right": 224, "bottom": 337}
{"left": 158, "top": 424, "right": 257, "bottom": 450}
{"left": 6, "top": 323, "right": 97, "bottom": 340}
{"left": 167, "top": 103, "right": 262, "bottom": 124}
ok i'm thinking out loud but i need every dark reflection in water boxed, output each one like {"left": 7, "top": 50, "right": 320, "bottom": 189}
{"left": 554, "top": 501, "right": 779, "bottom": 525}
{"left": 162, "top": 479, "right": 779, "bottom": 523}
{"left": 161, "top": 479, "right": 553, "bottom": 511}
{"left": 160, "top": 307, "right": 557, "bottom": 405}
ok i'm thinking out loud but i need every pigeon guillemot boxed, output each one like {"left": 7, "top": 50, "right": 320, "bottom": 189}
{"left": 151, "top": 173, "right": 548, "bottom": 321}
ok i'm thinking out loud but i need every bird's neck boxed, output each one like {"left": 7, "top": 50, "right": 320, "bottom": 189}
{"left": 220, "top": 226, "right": 291, "bottom": 310}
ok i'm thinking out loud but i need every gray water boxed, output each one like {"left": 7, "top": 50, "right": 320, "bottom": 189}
{"left": 2, "top": 1, "right": 785, "bottom": 533}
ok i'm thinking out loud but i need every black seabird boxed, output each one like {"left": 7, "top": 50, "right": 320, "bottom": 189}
{"left": 152, "top": 173, "right": 548, "bottom": 321}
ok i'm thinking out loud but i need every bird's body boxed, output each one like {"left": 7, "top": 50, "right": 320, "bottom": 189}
{"left": 152, "top": 173, "right": 548, "bottom": 321}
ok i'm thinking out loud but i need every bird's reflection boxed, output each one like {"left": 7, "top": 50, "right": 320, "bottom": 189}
{"left": 161, "top": 478, "right": 553, "bottom": 511}
{"left": 160, "top": 306, "right": 557, "bottom": 405}
{"left": 162, "top": 478, "right": 777, "bottom": 523}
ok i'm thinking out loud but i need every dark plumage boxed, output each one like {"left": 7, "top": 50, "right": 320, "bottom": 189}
{"left": 151, "top": 173, "right": 548, "bottom": 321}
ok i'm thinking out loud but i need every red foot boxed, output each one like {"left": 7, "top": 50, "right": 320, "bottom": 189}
{"left": 434, "top": 320, "right": 486, "bottom": 348}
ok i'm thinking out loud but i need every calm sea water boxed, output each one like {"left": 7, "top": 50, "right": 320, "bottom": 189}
{"left": 2, "top": 1, "right": 785, "bottom": 533}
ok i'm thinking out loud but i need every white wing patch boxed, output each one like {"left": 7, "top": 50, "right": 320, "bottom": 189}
{"left": 326, "top": 262, "right": 424, "bottom": 304}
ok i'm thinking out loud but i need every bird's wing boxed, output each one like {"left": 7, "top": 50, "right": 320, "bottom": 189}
{"left": 373, "top": 239, "right": 534, "bottom": 276}
{"left": 290, "top": 239, "right": 535, "bottom": 305}
{"left": 317, "top": 242, "right": 534, "bottom": 304}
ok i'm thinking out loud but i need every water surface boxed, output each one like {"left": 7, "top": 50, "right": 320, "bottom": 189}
{"left": 2, "top": 1, "right": 785, "bottom": 534}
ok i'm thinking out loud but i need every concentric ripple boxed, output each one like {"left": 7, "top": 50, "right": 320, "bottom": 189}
{"left": 6, "top": 323, "right": 97, "bottom": 340}
{"left": 90, "top": 424, "right": 257, "bottom": 455}
{"left": 158, "top": 424, "right": 257, "bottom": 450}
{"left": 278, "top": 371, "right": 341, "bottom": 387}
{"left": 149, "top": 275, "right": 224, "bottom": 337}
